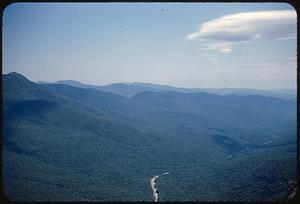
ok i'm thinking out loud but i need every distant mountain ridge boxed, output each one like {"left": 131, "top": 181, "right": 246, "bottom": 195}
{"left": 37, "top": 80, "right": 296, "bottom": 99}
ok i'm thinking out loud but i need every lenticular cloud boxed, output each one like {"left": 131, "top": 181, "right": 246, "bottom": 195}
{"left": 188, "top": 10, "right": 297, "bottom": 53}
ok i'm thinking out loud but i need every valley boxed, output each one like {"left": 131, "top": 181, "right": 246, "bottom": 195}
{"left": 2, "top": 72, "right": 297, "bottom": 201}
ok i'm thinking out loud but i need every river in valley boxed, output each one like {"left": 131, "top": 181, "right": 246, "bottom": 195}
{"left": 150, "top": 172, "right": 170, "bottom": 202}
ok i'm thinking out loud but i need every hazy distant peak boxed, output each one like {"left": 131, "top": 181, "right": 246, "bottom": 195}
{"left": 131, "top": 82, "right": 156, "bottom": 86}
{"left": 131, "top": 82, "right": 173, "bottom": 87}
{"left": 55, "top": 80, "right": 85, "bottom": 85}
{"left": 37, "top": 81, "right": 51, "bottom": 84}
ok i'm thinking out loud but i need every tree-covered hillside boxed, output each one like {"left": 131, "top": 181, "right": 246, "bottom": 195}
{"left": 3, "top": 72, "right": 297, "bottom": 201}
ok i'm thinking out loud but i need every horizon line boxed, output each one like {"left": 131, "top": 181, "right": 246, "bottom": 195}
{"left": 3, "top": 71, "right": 297, "bottom": 91}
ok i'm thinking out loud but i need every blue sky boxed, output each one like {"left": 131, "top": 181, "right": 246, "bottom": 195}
{"left": 3, "top": 3, "right": 297, "bottom": 89}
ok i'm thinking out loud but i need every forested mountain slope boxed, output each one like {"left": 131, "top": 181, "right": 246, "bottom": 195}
{"left": 3, "top": 72, "right": 297, "bottom": 201}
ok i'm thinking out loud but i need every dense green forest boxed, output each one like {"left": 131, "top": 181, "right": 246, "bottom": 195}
{"left": 3, "top": 72, "right": 296, "bottom": 201}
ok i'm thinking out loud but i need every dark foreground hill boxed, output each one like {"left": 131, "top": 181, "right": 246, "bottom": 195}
{"left": 3, "top": 72, "right": 297, "bottom": 201}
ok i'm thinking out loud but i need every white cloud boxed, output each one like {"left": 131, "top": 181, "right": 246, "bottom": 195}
{"left": 188, "top": 10, "right": 297, "bottom": 53}
{"left": 209, "top": 57, "right": 219, "bottom": 65}
{"left": 198, "top": 42, "right": 233, "bottom": 53}
{"left": 236, "top": 62, "right": 296, "bottom": 71}
{"left": 285, "top": 57, "right": 297, "bottom": 66}
{"left": 239, "top": 62, "right": 279, "bottom": 67}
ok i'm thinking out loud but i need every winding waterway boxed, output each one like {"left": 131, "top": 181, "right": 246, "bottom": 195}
{"left": 150, "top": 172, "right": 170, "bottom": 202}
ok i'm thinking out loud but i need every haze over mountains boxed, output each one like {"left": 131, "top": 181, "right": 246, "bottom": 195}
{"left": 37, "top": 80, "right": 296, "bottom": 99}
{"left": 4, "top": 72, "right": 297, "bottom": 201}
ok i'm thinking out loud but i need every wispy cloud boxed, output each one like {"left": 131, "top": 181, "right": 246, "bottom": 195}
{"left": 239, "top": 62, "right": 279, "bottom": 67}
{"left": 209, "top": 57, "right": 219, "bottom": 65}
{"left": 237, "top": 61, "right": 296, "bottom": 70}
{"left": 188, "top": 10, "right": 296, "bottom": 53}
{"left": 198, "top": 42, "right": 233, "bottom": 54}
{"left": 284, "top": 57, "right": 297, "bottom": 66}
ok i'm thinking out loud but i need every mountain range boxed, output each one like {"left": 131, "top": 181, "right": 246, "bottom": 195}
{"left": 37, "top": 80, "right": 296, "bottom": 99}
{"left": 4, "top": 72, "right": 297, "bottom": 201}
